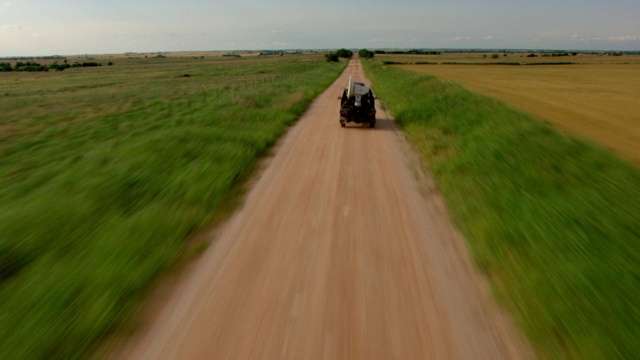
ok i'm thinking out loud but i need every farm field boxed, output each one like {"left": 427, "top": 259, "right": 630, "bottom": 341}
{"left": 379, "top": 51, "right": 640, "bottom": 65}
{"left": 108, "top": 58, "right": 534, "bottom": 360}
{"left": 0, "top": 53, "right": 345, "bottom": 359}
{"left": 364, "top": 58, "right": 640, "bottom": 359}
{"left": 3, "top": 50, "right": 638, "bottom": 359}
{"left": 380, "top": 53, "right": 640, "bottom": 164}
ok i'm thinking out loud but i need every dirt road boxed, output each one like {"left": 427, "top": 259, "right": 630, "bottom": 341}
{"left": 116, "top": 59, "right": 533, "bottom": 359}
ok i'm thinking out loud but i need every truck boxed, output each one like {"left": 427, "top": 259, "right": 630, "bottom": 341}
{"left": 339, "top": 77, "right": 376, "bottom": 128}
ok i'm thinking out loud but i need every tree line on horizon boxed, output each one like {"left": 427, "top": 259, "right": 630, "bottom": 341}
{"left": 325, "top": 49, "right": 376, "bottom": 62}
{"left": 0, "top": 60, "right": 112, "bottom": 72}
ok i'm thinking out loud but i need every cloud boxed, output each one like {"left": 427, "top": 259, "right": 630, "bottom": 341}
{"left": 270, "top": 30, "right": 283, "bottom": 34}
{"left": 568, "top": 34, "right": 604, "bottom": 41}
{"left": 482, "top": 35, "right": 495, "bottom": 40}
{"left": 566, "top": 34, "right": 638, "bottom": 42}
{"left": 368, "top": 38, "right": 397, "bottom": 43}
{"left": 1, "top": 24, "right": 21, "bottom": 30}
{"left": 607, "top": 35, "right": 638, "bottom": 41}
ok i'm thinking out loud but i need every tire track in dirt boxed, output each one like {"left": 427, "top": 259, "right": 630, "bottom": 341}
{"left": 115, "top": 59, "right": 533, "bottom": 359}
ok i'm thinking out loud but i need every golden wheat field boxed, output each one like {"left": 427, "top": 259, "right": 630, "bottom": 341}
{"left": 383, "top": 54, "right": 640, "bottom": 164}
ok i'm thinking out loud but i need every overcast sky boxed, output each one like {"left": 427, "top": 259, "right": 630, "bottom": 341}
{"left": 1, "top": 0, "right": 639, "bottom": 56}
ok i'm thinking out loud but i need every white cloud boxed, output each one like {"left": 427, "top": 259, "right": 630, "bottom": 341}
{"left": 482, "top": 35, "right": 495, "bottom": 40}
{"left": 607, "top": 35, "right": 638, "bottom": 41}
{"left": 1, "top": 24, "right": 21, "bottom": 30}
{"left": 368, "top": 38, "right": 397, "bottom": 43}
{"left": 565, "top": 34, "right": 639, "bottom": 42}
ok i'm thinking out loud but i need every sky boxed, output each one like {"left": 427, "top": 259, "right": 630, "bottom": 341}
{"left": 1, "top": 0, "right": 639, "bottom": 56}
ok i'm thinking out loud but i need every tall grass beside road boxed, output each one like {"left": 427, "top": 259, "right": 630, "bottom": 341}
{"left": 0, "top": 55, "right": 345, "bottom": 359}
{"left": 363, "top": 60, "right": 640, "bottom": 359}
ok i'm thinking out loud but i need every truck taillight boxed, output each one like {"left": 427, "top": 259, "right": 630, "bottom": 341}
{"left": 340, "top": 111, "right": 348, "bottom": 116}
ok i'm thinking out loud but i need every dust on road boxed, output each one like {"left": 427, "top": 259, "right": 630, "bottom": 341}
{"left": 114, "top": 59, "right": 533, "bottom": 359}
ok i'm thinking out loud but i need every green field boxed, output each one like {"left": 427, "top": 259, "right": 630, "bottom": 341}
{"left": 363, "top": 59, "right": 640, "bottom": 359}
{"left": 394, "top": 58, "right": 640, "bottom": 165}
{"left": 0, "top": 54, "right": 346, "bottom": 359}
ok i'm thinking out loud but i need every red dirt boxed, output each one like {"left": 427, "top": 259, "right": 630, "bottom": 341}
{"left": 112, "top": 59, "right": 533, "bottom": 359}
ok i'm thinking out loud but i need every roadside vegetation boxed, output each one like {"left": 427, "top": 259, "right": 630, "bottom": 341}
{"left": 395, "top": 59, "right": 640, "bottom": 164}
{"left": 325, "top": 48, "right": 353, "bottom": 62}
{"left": 0, "top": 54, "right": 346, "bottom": 359}
{"left": 358, "top": 49, "right": 375, "bottom": 59}
{"left": 363, "top": 60, "right": 640, "bottom": 359}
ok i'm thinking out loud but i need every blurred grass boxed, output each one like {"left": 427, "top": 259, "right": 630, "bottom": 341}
{"left": 363, "top": 60, "right": 640, "bottom": 359}
{"left": 0, "top": 54, "right": 346, "bottom": 359}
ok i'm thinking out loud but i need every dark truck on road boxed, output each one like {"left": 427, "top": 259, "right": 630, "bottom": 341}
{"left": 339, "top": 77, "right": 376, "bottom": 128}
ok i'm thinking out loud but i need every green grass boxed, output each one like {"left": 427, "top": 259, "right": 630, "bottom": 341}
{"left": 0, "top": 54, "right": 346, "bottom": 359}
{"left": 363, "top": 60, "right": 640, "bottom": 359}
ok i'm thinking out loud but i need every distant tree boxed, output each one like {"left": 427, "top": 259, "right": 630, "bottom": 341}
{"left": 14, "top": 61, "right": 48, "bottom": 71}
{"left": 491, "top": 53, "right": 500, "bottom": 59}
{"left": 49, "top": 61, "right": 71, "bottom": 71}
{"left": 335, "top": 48, "right": 353, "bottom": 58}
{"left": 358, "top": 49, "right": 375, "bottom": 59}
{"left": 325, "top": 53, "right": 339, "bottom": 62}
{"left": 0, "top": 62, "right": 12, "bottom": 72}
{"left": 483, "top": 54, "right": 487, "bottom": 59}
